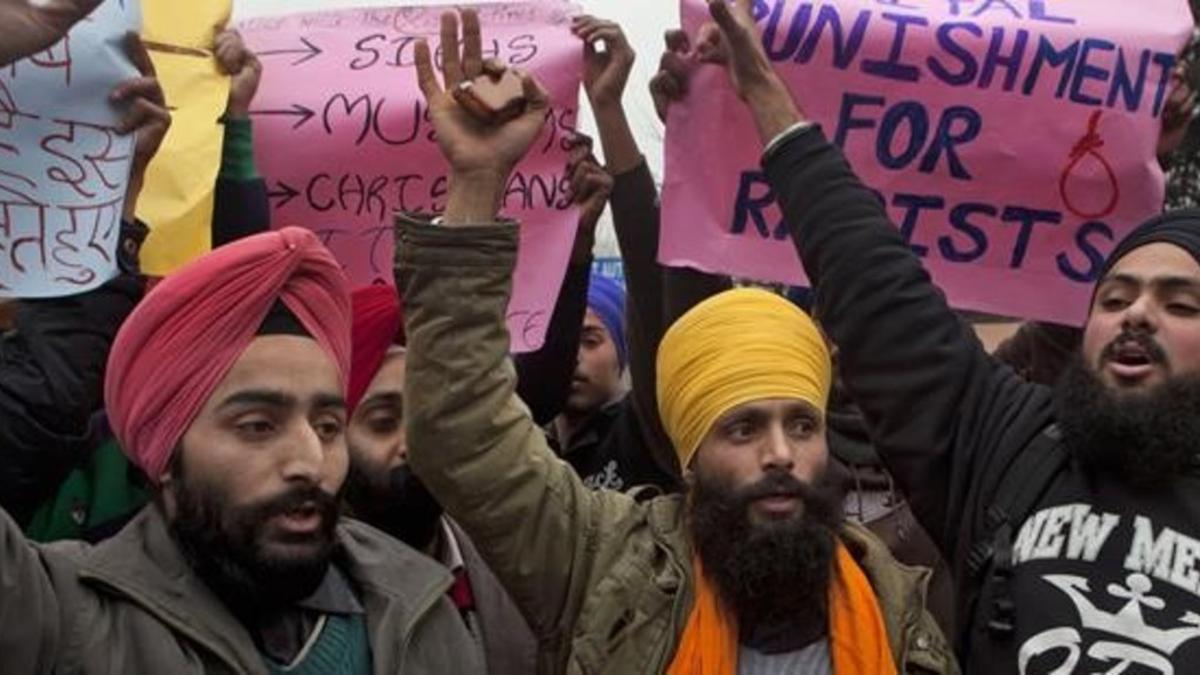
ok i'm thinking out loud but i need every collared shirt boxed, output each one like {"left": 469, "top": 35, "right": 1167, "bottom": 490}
{"left": 257, "top": 565, "right": 365, "bottom": 667}
{"left": 438, "top": 517, "right": 466, "bottom": 573}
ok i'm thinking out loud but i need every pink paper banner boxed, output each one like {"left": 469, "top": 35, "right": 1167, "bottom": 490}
{"left": 663, "top": 0, "right": 1193, "bottom": 325}
{"left": 240, "top": 2, "right": 582, "bottom": 351}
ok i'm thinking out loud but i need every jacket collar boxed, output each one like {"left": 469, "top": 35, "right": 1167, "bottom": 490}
{"left": 77, "top": 506, "right": 453, "bottom": 673}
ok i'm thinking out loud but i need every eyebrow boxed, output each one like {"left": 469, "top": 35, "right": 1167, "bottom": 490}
{"left": 313, "top": 393, "right": 347, "bottom": 412}
{"left": 1101, "top": 274, "right": 1200, "bottom": 292}
{"left": 219, "top": 389, "right": 345, "bottom": 412}
{"left": 716, "top": 407, "right": 769, "bottom": 427}
{"left": 219, "top": 389, "right": 294, "bottom": 411}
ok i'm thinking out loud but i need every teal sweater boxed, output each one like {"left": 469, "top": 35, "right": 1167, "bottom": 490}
{"left": 265, "top": 614, "right": 371, "bottom": 675}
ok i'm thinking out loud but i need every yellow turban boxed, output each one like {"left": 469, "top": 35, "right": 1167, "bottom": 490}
{"left": 656, "top": 288, "right": 832, "bottom": 468}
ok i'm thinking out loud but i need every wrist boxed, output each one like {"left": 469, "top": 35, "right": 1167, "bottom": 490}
{"left": 443, "top": 169, "right": 510, "bottom": 225}
{"left": 591, "top": 97, "right": 624, "bottom": 116}
{"left": 592, "top": 107, "right": 643, "bottom": 176}
{"left": 123, "top": 177, "right": 145, "bottom": 221}
{"left": 744, "top": 76, "right": 805, "bottom": 145}
{"left": 224, "top": 102, "right": 251, "bottom": 120}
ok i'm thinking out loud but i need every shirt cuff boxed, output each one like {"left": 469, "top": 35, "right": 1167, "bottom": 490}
{"left": 762, "top": 121, "right": 820, "bottom": 165}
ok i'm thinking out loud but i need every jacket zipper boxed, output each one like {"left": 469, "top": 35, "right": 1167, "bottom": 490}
{"left": 394, "top": 579, "right": 454, "bottom": 674}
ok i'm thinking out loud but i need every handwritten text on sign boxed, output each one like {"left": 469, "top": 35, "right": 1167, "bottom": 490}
{"left": 661, "top": 0, "right": 1192, "bottom": 325}
{"left": 0, "top": 0, "right": 140, "bottom": 298}
{"left": 240, "top": 2, "right": 583, "bottom": 352}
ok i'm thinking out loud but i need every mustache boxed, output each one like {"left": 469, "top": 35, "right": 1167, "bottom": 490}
{"left": 243, "top": 483, "right": 340, "bottom": 527}
{"left": 733, "top": 470, "right": 809, "bottom": 505}
{"left": 1101, "top": 328, "right": 1167, "bottom": 365}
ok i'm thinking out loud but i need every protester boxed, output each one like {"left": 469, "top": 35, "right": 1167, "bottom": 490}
{"left": 584, "top": 13, "right": 962, "bottom": 632}
{"left": 512, "top": 136, "right": 613, "bottom": 428}
{"left": 536, "top": 15, "right": 746, "bottom": 496}
{"left": 547, "top": 271, "right": 679, "bottom": 491}
{"left": 337, "top": 149, "right": 612, "bottom": 674}
{"left": 0, "top": 34, "right": 165, "bottom": 529}
{"left": 651, "top": 0, "right": 1200, "bottom": 671}
{"left": 343, "top": 285, "right": 539, "bottom": 674}
{"left": 397, "top": 9, "right": 954, "bottom": 672}
{"left": 23, "top": 28, "right": 279, "bottom": 543}
{"left": 0, "top": 227, "right": 481, "bottom": 672}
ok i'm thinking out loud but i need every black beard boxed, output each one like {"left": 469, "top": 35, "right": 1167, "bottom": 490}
{"left": 688, "top": 467, "right": 844, "bottom": 651}
{"left": 1055, "top": 356, "right": 1200, "bottom": 491}
{"left": 169, "top": 467, "right": 341, "bottom": 620}
{"left": 345, "top": 463, "right": 443, "bottom": 551}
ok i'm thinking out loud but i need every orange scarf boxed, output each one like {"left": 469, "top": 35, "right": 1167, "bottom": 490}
{"left": 667, "top": 543, "right": 898, "bottom": 675}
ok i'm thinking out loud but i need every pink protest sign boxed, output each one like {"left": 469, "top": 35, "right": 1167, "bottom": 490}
{"left": 662, "top": 0, "right": 1193, "bottom": 325}
{"left": 240, "top": 2, "right": 582, "bottom": 351}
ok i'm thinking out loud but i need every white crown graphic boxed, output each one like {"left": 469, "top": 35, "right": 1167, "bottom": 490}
{"left": 1043, "top": 574, "right": 1200, "bottom": 656}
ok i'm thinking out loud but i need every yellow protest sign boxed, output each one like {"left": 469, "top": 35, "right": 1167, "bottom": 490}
{"left": 136, "top": 0, "right": 232, "bottom": 276}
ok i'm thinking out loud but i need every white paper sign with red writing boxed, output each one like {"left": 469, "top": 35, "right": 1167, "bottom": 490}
{"left": 0, "top": 0, "right": 141, "bottom": 298}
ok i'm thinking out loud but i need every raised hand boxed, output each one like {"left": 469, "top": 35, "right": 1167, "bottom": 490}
{"left": 565, "top": 135, "right": 613, "bottom": 263}
{"left": 215, "top": 28, "right": 263, "bottom": 120}
{"left": 0, "top": 0, "right": 102, "bottom": 67}
{"left": 649, "top": 29, "right": 694, "bottom": 124}
{"left": 572, "top": 16, "right": 635, "bottom": 111}
{"left": 689, "top": 0, "right": 805, "bottom": 143}
{"left": 111, "top": 33, "right": 171, "bottom": 219}
{"left": 414, "top": 9, "right": 550, "bottom": 224}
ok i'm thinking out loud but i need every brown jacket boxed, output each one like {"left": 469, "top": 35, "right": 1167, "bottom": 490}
{"left": 397, "top": 216, "right": 959, "bottom": 674}
{"left": 0, "top": 505, "right": 482, "bottom": 673}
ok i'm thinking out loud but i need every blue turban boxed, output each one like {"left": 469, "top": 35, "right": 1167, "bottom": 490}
{"left": 587, "top": 273, "right": 627, "bottom": 370}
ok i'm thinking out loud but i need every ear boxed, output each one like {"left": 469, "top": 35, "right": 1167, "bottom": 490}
{"left": 157, "top": 477, "right": 178, "bottom": 519}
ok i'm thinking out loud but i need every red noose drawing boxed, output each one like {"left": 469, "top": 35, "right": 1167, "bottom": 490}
{"left": 1058, "top": 110, "right": 1120, "bottom": 220}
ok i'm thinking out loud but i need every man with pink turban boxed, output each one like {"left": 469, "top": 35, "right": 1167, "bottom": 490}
{"left": 0, "top": 227, "right": 480, "bottom": 673}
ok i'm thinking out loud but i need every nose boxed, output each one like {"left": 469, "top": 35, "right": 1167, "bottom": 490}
{"left": 281, "top": 421, "right": 325, "bottom": 483}
{"left": 760, "top": 422, "right": 795, "bottom": 473}
{"left": 1121, "top": 293, "right": 1158, "bottom": 334}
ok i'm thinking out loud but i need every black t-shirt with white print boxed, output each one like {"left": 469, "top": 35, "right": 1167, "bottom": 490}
{"left": 970, "top": 464, "right": 1200, "bottom": 675}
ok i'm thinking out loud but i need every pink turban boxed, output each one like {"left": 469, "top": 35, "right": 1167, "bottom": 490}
{"left": 348, "top": 285, "right": 404, "bottom": 412}
{"left": 105, "top": 227, "right": 352, "bottom": 482}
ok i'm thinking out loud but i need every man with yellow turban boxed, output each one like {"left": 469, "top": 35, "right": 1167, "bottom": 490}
{"left": 396, "top": 9, "right": 956, "bottom": 673}
{"left": 0, "top": 227, "right": 481, "bottom": 672}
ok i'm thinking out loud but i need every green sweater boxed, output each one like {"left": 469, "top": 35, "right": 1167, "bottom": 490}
{"left": 265, "top": 613, "right": 371, "bottom": 675}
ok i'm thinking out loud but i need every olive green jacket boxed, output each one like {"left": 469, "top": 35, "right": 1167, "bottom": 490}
{"left": 397, "top": 217, "right": 958, "bottom": 674}
{"left": 0, "top": 505, "right": 482, "bottom": 673}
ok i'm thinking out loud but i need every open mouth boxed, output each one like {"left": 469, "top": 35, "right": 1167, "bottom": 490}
{"left": 273, "top": 501, "right": 322, "bottom": 534}
{"left": 752, "top": 491, "right": 803, "bottom": 516}
{"left": 1106, "top": 341, "right": 1159, "bottom": 380}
